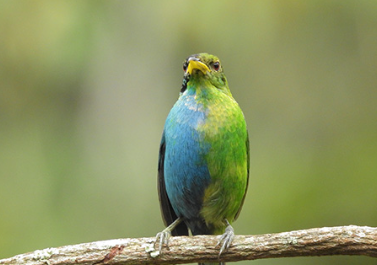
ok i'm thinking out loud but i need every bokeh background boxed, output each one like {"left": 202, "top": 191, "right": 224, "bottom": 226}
{"left": 1, "top": 1, "right": 376, "bottom": 264}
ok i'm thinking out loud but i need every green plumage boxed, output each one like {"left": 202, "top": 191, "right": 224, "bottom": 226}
{"left": 156, "top": 53, "right": 249, "bottom": 265}
{"left": 197, "top": 86, "right": 248, "bottom": 235}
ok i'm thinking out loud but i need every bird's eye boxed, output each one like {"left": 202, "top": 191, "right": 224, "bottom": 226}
{"left": 183, "top": 62, "right": 188, "bottom": 72}
{"left": 213, "top": 62, "right": 220, "bottom": 71}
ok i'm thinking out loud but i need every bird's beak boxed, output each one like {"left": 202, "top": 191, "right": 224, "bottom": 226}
{"left": 186, "top": 58, "right": 210, "bottom": 75}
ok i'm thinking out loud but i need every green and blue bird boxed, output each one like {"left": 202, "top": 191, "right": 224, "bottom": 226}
{"left": 156, "top": 53, "right": 249, "bottom": 265}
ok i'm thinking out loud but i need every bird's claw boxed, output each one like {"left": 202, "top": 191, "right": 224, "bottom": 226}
{"left": 153, "top": 217, "right": 183, "bottom": 254}
{"left": 154, "top": 230, "right": 171, "bottom": 253}
{"left": 216, "top": 221, "right": 235, "bottom": 256}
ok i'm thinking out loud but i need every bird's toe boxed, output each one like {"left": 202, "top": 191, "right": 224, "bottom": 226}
{"left": 217, "top": 222, "right": 235, "bottom": 256}
{"left": 154, "top": 230, "right": 171, "bottom": 253}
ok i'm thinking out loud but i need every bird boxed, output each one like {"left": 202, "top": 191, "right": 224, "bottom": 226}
{"left": 156, "top": 53, "right": 249, "bottom": 265}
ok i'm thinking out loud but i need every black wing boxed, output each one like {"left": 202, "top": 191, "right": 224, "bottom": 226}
{"left": 157, "top": 133, "right": 188, "bottom": 236}
{"left": 234, "top": 130, "right": 250, "bottom": 220}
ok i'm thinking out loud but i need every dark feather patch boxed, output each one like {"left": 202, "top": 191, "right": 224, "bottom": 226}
{"left": 180, "top": 74, "right": 190, "bottom": 93}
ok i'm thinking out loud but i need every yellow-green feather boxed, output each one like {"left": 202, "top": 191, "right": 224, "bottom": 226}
{"left": 192, "top": 69, "right": 248, "bottom": 235}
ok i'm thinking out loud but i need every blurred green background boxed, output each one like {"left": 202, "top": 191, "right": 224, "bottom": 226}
{"left": 1, "top": 1, "right": 376, "bottom": 264}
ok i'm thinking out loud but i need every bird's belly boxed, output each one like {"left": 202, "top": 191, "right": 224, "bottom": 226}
{"left": 163, "top": 94, "right": 248, "bottom": 234}
{"left": 164, "top": 126, "right": 211, "bottom": 220}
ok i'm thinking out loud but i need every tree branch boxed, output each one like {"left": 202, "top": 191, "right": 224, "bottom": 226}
{"left": 1, "top": 225, "right": 376, "bottom": 265}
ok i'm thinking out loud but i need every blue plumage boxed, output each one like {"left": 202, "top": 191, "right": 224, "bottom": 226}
{"left": 163, "top": 92, "right": 211, "bottom": 223}
{"left": 156, "top": 53, "right": 249, "bottom": 265}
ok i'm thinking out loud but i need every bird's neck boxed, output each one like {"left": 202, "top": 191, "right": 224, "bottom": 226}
{"left": 186, "top": 79, "right": 232, "bottom": 103}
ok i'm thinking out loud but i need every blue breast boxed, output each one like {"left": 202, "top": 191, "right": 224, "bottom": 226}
{"left": 163, "top": 93, "right": 211, "bottom": 220}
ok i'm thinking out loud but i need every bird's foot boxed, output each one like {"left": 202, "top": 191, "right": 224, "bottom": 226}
{"left": 154, "top": 217, "right": 183, "bottom": 253}
{"left": 154, "top": 228, "right": 171, "bottom": 253}
{"left": 216, "top": 219, "right": 235, "bottom": 256}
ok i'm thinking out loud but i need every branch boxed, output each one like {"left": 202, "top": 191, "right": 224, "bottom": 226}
{"left": 1, "top": 225, "right": 376, "bottom": 265}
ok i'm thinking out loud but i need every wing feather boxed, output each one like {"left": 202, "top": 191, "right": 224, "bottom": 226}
{"left": 234, "top": 130, "right": 250, "bottom": 220}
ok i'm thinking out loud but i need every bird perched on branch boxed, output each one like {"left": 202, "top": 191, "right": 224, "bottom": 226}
{"left": 156, "top": 53, "right": 249, "bottom": 265}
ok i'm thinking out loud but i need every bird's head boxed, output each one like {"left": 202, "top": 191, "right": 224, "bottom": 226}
{"left": 180, "top": 53, "right": 231, "bottom": 96}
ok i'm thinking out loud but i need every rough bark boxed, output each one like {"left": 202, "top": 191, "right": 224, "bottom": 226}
{"left": 1, "top": 225, "right": 376, "bottom": 265}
